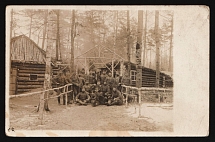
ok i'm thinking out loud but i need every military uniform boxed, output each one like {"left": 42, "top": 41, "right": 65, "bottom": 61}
{"left": 106, "top": 73, "right": 115, "bottom": 93}
{"left": 76, "top": 91, "right": 90, "bottom": 105}
{"left": 100, "top": 72, "right": 108, "bottom": 85}
{"left": 107, "top": 88, "right": 123, "bottom": 106}
{"left": 71, "top": 74, "right": 80, "bottom": 99}
{"left": 53, "top": 73, "right": 66, "bottom": 105}
{"left": 83, "top": 83, "right": 93, "bottom": 94}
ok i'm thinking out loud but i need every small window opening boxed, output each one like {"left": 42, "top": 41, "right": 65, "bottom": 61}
{"left": 30, "top": 74, "right": 38, "bottom": 80}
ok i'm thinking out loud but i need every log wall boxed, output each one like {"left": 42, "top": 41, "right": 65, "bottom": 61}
{"left": 11, "top": 62, "right": 59, "bottom": 94}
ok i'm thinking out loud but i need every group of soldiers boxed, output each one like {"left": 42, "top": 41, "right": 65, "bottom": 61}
{"left": 52, "top": 68, "right": 133, "bottom": 107}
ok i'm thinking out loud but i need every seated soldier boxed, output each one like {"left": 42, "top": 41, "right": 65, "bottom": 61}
{"left": 90, "top": 87, "right": 100, "bottom": 107}
{"left": 82, "top": 81, "right": 92, "bottom": 95}
{"left": 94, "top": 81, "right": 102, "bottom": 92}
{"left": 76, "top": 88, "right": 90, "bottom": 106}
{"left": 107, "top": 87, "right": 123, "bottom": 106}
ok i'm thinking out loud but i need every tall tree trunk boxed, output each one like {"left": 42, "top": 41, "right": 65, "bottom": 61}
{"left": 127, "top": 10, "right": 131, "bottom": 84}
{"left": 56, "top": 10, "right": 60, "bottom": 60}
{"left": 155, "top": 11, "right": 160, "bottom": 87}
{"left": 169, "top": 13, "right": 174, "bottom": 72}
{"left": 136, "top": 10, "right": 143, "bottom": 88}
{"left": 29, "top": 14, "right": 33, "bottom": 39}
{"left": 143, "top": 10, "right": 147, "bottom": 67}
{"left": 10, "top": 9, "right": 13, "bottom": 39}
{"left": 38, "top": 10, "right": 53, "bottom": 124}
{"left": 70, "top": 10, "right": 75, "bottom": 73}
{"left": 42, "top": 10, "right": 48, "bottom": 50}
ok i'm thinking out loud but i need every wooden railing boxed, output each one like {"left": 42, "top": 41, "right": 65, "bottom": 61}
{"left": 121, "top": 85, "right": 173, "bottom": 118}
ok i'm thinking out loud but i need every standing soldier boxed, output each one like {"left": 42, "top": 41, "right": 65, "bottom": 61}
{"left": 71, "top": 73, "right": 80, "bottom": 100}
{"left": 100, "top": 70, "right": 108, "bottom": 85}
{"left": 107, "top": 87, "right": 123, "bottom": 106}
{"left": 88, "top": 72, "right": 94, "bottom": 85}
{"left": 96, "top": 69, "right": 101, "bottom": 83}
{"left": 53, "top": 72, "right": 66, "bottom": 105}
{"left": 78, "top": 74, "right": 85, "bottom": 90}
{"left": 114, "top": 73, "right": 122, "bottom": 91}
{"left": 106, "top": 72, "right": 115, "bottom": 94}
{"left": 94, "top": 81, "right": 102, "bottom": 92}
{"left": 100, "top": 81, "right": 110, "bottom": 104}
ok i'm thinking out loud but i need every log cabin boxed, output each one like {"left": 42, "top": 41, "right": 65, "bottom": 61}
{"left": 100, "top": 61, "right": 173, "bottom": 88}
{"left": 10, "top": 35, "right": 59, "bottom": 95}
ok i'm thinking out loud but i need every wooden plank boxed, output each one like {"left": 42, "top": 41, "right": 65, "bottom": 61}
{"left": 17, "top": 81, "right": 44, "bottom": 85}
{"left": 18, "top": 67, "right": 45, "bottom": 71}
{"left": 17, "top": 85, "right": 43, "bottom": 89}
{"left": 11, "top": 62, "right": 45, "bottom": 68}
{"left": 18, "top": 70, "right": 45, "bottom": 74}
{"left": 17, "top": 89, "right": 34, "bottom": 93}
{"left": 18, "top": 73, "right": 45, "bottom": 78}
{"left": 17, "top": 84, "right": 43, "bottom": 88}
{"left": 17, "top": 77, "right": 44, "bottom": 81}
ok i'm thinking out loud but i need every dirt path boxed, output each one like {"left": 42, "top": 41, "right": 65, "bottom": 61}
{"left": 9, "top": 95, "right": 173, "bottom": 132}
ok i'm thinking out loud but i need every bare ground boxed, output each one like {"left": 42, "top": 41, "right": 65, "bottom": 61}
{"left": 9, "top": 94, "right": 173, "bottom": 132}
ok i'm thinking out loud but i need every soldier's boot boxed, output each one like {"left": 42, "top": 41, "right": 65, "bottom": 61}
{"left": 91, "top": 99, "right": 96, "bottom": 107}
{"left": 107, "top": 99, "right": 112, "bottom": 106}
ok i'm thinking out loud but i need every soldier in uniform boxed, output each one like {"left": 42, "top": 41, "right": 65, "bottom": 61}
{"left": 94, "top": 81, "right": 101, "bottom": 92}
{"left": 76, "top": 88, "right": 91, "bottom": 106}
{"left": 114, "top": 73, "right": 122, "bottom": 91}
{"left": 107, "top": 87, "right": 123, "bottom": 106}
{"left": 53, "top": 72, "right": 66, "bottom": 105}
{"left": 106, "top": 72, "right": 115, "bottom": 94}
{"left": 100, "top": 71, "right": 108, "bottom": 85}
{"left": 71, "top": 73, "right": 80, "bottom": 100}
{"left": 82, "top": 81, "right": 93, "bottom": 95}
{"left": 78, "top": 74, "right": 85, "bottom": 90}
{"left": 90, "top": 87, "right": 100, "bottom": 107}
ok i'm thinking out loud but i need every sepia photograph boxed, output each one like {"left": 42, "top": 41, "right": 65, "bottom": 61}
{"left": 5, "top": 6, "right": 209, "bottom": 137}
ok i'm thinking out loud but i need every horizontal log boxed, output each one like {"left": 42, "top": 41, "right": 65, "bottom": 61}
{"left": 17, "top": 79, "right": 44, "bottom": 83}
{"left": 17, "top": 84, "right": 43, "bottom": 88}
{"left": 17, "top": 76, "right": 44, "bottom": 80}
{"left": 17, "top": 89, "right": 34, "bottom": 93}
{"left": 18, "top": 70, "right": 45, "bottom": 74}
{"left": 18, "top": 67, "right": 45, "bottom": 71}
{"left": 17, "top": 86, "right": 43, "bottom": 89}
{"left": 18, "top": 73, "right": 45, "bottom": 78}
{"left": 12, "top": 63, "right": 45, "bottom": 68}
{"left": 17, "top": 81, "right": 44, "bottom": 85}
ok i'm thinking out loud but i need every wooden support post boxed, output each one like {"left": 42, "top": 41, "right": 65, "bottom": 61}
{"left": 120, "top": 60, "right": 123, "bottom": 76}
{"left": 125, "top": 87, "right": 128, "bottom": 108}
{"left": 111, "top": 58, "right": 114, "bottom": 77}
{"left": 84, "top": 57, "right": 87, "bottom": 74}
{"left": 138, "top": 89, "right": 141, "bottom": 118}
{"left": 155, "top": 10, "right": 160, "bottom": 88}
{"left": 65, "top": 85, "right": 68, "bottom": 107}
